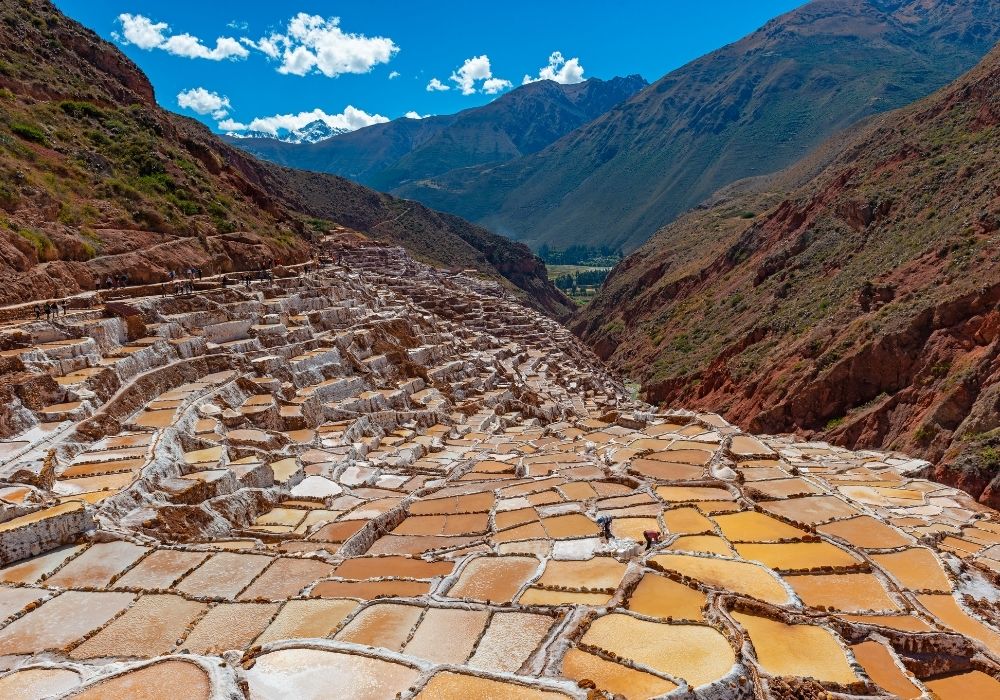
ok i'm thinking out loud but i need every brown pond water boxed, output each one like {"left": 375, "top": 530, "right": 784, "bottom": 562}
{"left": 332, "top": 557, "right": 453, "bottom": 580}
{"left": 663, "top": 507, "right": 713, "bottom": 535}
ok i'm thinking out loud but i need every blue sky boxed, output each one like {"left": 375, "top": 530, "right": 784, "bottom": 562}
{"left": 53, "top": 1, "right": 806, "bottom": 136}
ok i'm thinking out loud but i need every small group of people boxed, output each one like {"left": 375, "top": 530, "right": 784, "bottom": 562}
{"left": 597, "top": 515, "right": 662, "bottom": 550}
{"left": 168, "top": 267, "right": 203, "bottom": 282}
{"left": 34, "top": 300, "right": 66, "bottom": 321}
{"left": 96, "top": 272, "right": 130, "bottom": 290}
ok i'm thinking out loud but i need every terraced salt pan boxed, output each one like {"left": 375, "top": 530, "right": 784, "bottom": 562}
{"left": 582, "top": 613, "right": 735, "bottom": 687}
{"left": 238, "top": 558, "right": 333, "bottom": 600}
{"left": 732, "top": 611, "right": 858, "bottom": 684}
{"left": 467, "top": 612, "right": 554, "bottom": 673}
{"left": 448, "top": 556, "right": 539, "bottom": 603}
{"left": 711, "top": 511, "right": 807, "bottom": 541}
{"left": 851, "top": 640, "right": 921, "bottom": 698}
{"left": 71, "top": 594, "right": 206, "bottom": 659}
{"left": 255, "top": 599, "right": 359, "bottom": 645}
{"left": 816, "top": 515, "right": 912, "bottom": 549}
{"left": 0, "top": 544, "right": 83, "bottom": 584}
{"left": 787, "top": 573, "right": 899, "bottom": 612}
{"left": 0, "top": 590, "right": 135, "bottom": 654}
{"left": 335, "top": 602, "right": 424, "bottom": 650}
{"left": 667, "top": 535, "right": 735, "bottom": 556}
{"left": 182, "top": 602, "right": 279, "bottom": 654}
{"left": 870, "top": 548, "right": 952, "bottom": 592}
{"left": 44, "top": 541, "right": 149, "bottom": 589}
{"left": 403, "top": 607, "right": 490, "bottom": 663}
{"left": 924, "top": 670, "right": 1000, "bottom": 699}
{"left": 112, "top": 549, "right": 209, "bottom": 590}
{"left": 733, "top": 541, "right": 861, "bottom": 570}
{"left": 415, "top": 671, "right": 569, "bottom": 699}
{"left": 917, "top": 593, "right": 1000, "bottom": 654}
{"left": 174, "top": 552, "right": 272, "bottom": 599}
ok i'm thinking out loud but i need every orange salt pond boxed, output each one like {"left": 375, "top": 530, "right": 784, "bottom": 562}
{"left": 924, "top": 671, "right": 1000, "bottom": 700}
{"left": 332, "top": 556, "right": 453, "bottom": 580}
{"left": 627, "top": 572, "right": 707, "bottom": 620}
{"left": 448, "top": 556, "right": 539, "bottom": 603}
{"left": 917, "top": 593, "right": 1000, "bottom": 653}
{"left": 255, "top": 598, "right": 359, "bottom": 645}
{"left": 112, "top": 549, "right": 209, "bottom": 590}
{"left": 649, "top": 554, "right": 790, "bottom": 605}
{"left": 0, "top": 544, "right": 83, "bottom": 584}
{"left": 312, "top": 579, "right": 431, "bottom": 599}
{"left": 656, "top": 485, "right": 733, "bottom": 502}
{"left": 238, "top": 558, "right": 334, "bottom": 600}
{"left": 871, "top": 548, "right": 952, "bottom": 592}
{"left": 0, "top": 668, "right": 81, "bottom": 699}
{"left": 711, "top": 511, "right": 807, "bottom": 541}
{"left": 851, "top": 640, "right": 921, "bottom": 698}
{"left": 581, "top": 613, "right": 735, "bottom": 687}
{"left": 817, "top": 515, "right": 912, "bottom": 549}
{"left": 335, "top": 602, "right": 423, "bottom": 650}
{"left": 540, "top": 513, "right": 599, "bottom": 538}
{"left": 246, "top": 648, "right": 420, "bottom": 700}
{"left": 733, "top": 541, "right": 861, "bottom": 570}
{"left": 403, "top": 607, "right": 489, "bottom": 663}
{"left": 519, "top": 588, "right": 613, "bottom": 606}
{"left": 610, "top": 516, "right": 660, "bottom": 540}
{"left": 761, "top": 495, "right": 860, "bottom": 525}
{"left": 73, "top": 660, "right": 211, "bottom": 700}
{"left": 562, "top": 648, "right": 677, "bottom": 699}
{"left": 467, "top": 612, "right": 554, "bottom": 672}
{"left": 787, "top": 573, "right": 899, "bottom": 612}
{"left": 732, "top": 612, "right": 858, "bottom": 684}
{"left": 174, "top": 552, "right": 272, "bottom": 599}
{"left": 415, "top": 671, "right": 568, "bottom": 699}
{"left": 630, "top": 458, "right": 703, "bottom": 481}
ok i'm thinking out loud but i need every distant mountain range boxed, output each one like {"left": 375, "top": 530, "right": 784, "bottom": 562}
{"left": 232, "top": 0, "right": 1000, "bottom": 254}
{"left": 227, "top": 119, "right": 350, "bottom": 144}
{"left": 224, "top": 74, "right": 648, "bottom": 197}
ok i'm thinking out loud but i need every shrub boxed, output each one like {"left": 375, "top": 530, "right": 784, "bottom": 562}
{"left": 10, "top": 121, "right": 46, "bottom": 144}
{"left": 17, "top": 227, "right": 55, "bottom": 259}
{"left": 59, "top": 100, "right": 105, "bottom": 120}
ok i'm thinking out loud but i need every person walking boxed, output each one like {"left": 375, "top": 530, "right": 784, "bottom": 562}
{"left": 33, "top": 303, "right": 41, "bottom": 320}
{"left": 597, "top": 515, "right": 613, "bottom": 542}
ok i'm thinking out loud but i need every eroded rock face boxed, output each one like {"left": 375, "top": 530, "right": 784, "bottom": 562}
{"left": 0, "top": 238, "right": 997, "bottom": 699}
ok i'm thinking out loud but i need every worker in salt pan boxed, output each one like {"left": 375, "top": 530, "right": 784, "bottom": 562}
{"left": 597, "top": 514, "right": 613, "bottom": 541}
{"left": 643, "top": 530, "right": 662, "bottom": 550}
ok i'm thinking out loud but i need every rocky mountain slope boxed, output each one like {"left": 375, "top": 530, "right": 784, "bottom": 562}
{"left": 394, "top": 0, "right": 1000, "bottom": 252}
{"left": 227, "top": 75, "right": 647, "bottom": 193}
{"left": 575, "top": 42, "right": 1000, "bottom": 506}
{"left": 0, "top": 0, "right": 571, "bottom": 317}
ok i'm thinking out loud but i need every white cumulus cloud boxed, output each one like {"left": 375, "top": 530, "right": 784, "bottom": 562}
{"left": 522, "top": 51, "right": 585, "bottom": 85}
{"left": 223, "top": 106, "right": 388, "bottom": 136}
{"left": 116, "top": 14, "right": 248, "bottom": 61}
{"left": 426, "top": 77, "right": 449, "bottom": 92}
{"left": 448, "top": 55, "right": 510, "bottom": 96}
{"left": 177, "top": 87, "right": 231, "bottom": 119}
{"left": 388, "top": 70, "right": 400, "bottom": 80}
{"left": 251, "top": 13, "right": 398, "bottom": 78}
{"left": 404, "top": 111, "right": 431, "bottom": 119}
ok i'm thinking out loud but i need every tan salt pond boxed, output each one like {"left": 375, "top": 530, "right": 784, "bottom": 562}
{"left": 72, "top": 660, "right": 211, "bottom": 700}
{"left": 562, "top": 648, "right": 677, "bottom": 699}
{"left": 629, "top": 458, "right": 703, "bottom": 481}
{"left": 711, "top": 511, "right": 807, "bottom": 542}
{"left": 732, "top": 612, "right": 858, "bottom": 684}
{"left": 519, "top": 588, "right": 612, "bottom": 606}
{"left": 817, "top": 515, "right": 912, "bottom": 549}
{"left": 729, "top": 435, "right": 774, "bottom": 456}
{"left": 403, "top": 607, "right": 489, "bottom": 663}
{"left": 133, "top": 409, "right": 176, "bottom": 428}
{"left": 871, "top": 548, "right": 952, "bottom": 592}
{"left": 238, "top": 558, "right": 333, "bottom": 600}
{"left": 610, "top": 516, "right": 660, "bottom": 541}
{"left": 924, "top": 671, "right": 1000, "bottom": 700}
{"left": 656, "top": 485, "right": 733, "bottom": 502}
{"left": 311, "top": 579, "right": 432, "bottom": 599}
{"left": 0, "top": 544, "right": 83, "bottom": 584}
{"left": 582, "top": 614, "right": 735, "bottom": 687}
{"left": 415, "top": 671, "right": 569, "bottom": 699}
{"left": 332, "top": 556, "right": 453, "bottom": 580}
{"left": 448, "top": 556, "right": 539, "bottom": 603}
{"left": 0, "top": 668, "right": 81, "bottom": 699}
{"left": 535, "top": 557, "right": 627, "bottom": 591}
{"left": 182, "top": 602, "right": 278, "bottom": 654}
{"left": 247, "top": 648, "right": 420, "bottom": 700}
{"left": 761, "top": 495, "right": 860, "bottom": 525}
{"left": 335, "top": 602, "right": 423, "bottom": 650}
{"left": 44, "top": 541, "right": 149, "bottom": 589}
{"left": 71, "top": 594, "right": 206, "bottom": 659}
{"left": 663, "top": 507, "right": 714, "bottom": 534}
{"left": 254, "top": 598, "right": 359, "bottom": 645}
{"left": 649, "top": 554, "right": 790, "bottom": 605}
{"left": 174, "top": 552, "right": 273, "bottom": 599}
{"left": 787, "top": 573, "right": 899, "bottom": 612}
{"left": 0, "top": 590, "right": 135, "bottom": 654}
{"left": 467, "top": 612, "right": 554, "bottom": 673}
{"left": 851, "top": 640, "right": 921, "bottom": 698}
{"left": 734, "top": 541, "right": 861, "bottom": 570}
{"left": 667, "top": 535, "right": 735, "bottom": 556}
{"left": 627, "top": 572, "right": 707, "bottom": 620}
{"left": 112, "top": 549, "right": 209, "bottom": 590}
